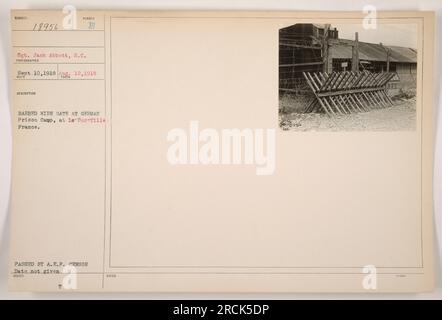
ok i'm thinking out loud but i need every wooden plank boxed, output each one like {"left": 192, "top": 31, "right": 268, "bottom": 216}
{"left": 379, "top": 73, "right": 396, "bottom": 87}
{"left": 353, "top": 93, "right": 369, "bottom": 112}
{"left": 369, "top": 91, "right": 382, "bottom": 108}
{"left": 318, "top": 96, "right": 334, "bottom": 116}
{"left": 334, "top": 95, "right": 351, "bottom": 114}
{"left": 328, "top": 96, "right": 345, "bottom": 114}
{"left": 376, "top": 73, "right": 390, "bottom": 87}
{"left": 313, "top": 73, "right": 324, "bottom": 90}
{"left": 364, "top": 72, "right": 378, "bottom": 87}
{"left": 304, "top": 98, "right": 317, "bottom": 113}
{"left": 307, "top": 72, "right": 321, "bottom": 92}
{"left": 383, "top": 90, "right": 394, "bottom": 105}
{"left": 335, "top": 72, "right": 349, "bottom": 90}
{"left": 353, "top": 72, "right": 367, "bottom": 88}
{"left": 347, "top": 72, "right": 359, "bottom": 89}
{"left": 374, "top": 90, "right": 388, "bottom": 107}
{"left": 279, "top": 42, "right": 323, "bottom": 50}
{"left": 317, "top": 86, "right": 392, "bottom": 97}
{"left": 324, "top": 72, "right": 338, "bottom": 91}
{"left": 340, "top": 95, "right": 357, "bottom": 112}
{"left": 303, "top": 72, "right": 317, "bottom": 93}
{"left": 356, "top": 93, "right": 371, "bottom": 111}
{"left": 279, "top": 88, "right": 305, "bottom": 93}
{"left": 303, "top": 72, "right": 333, "bottom": 116}
{"left": 338, "top": 72, "right": 351, "bottom": 90}
{"left": 374, "top": 73, "right": 388, "bottom": 87}
{"left": 320, "top": 72, "right": 333, "bottom": 90}
{"left": 362, "top": 91, "right": 376, "bottom": 108}
{"left": 359, "top": 72, "right": 374, "bottom": 88}
{"left": 344, "top": 72, "right": 357, "bottom": 90}
{"left": 322, "top": 96, "right": 337, "bottom": 115}
{"left": 280, "top": 61, "right": 324, "bottom": 67}
{"left": 348, "top": 94, "right": 363, "bottom": 112}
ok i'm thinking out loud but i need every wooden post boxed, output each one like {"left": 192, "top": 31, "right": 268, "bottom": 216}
{"left": 386, "top": 51, "right": 390, "bottom": 72}
{"left": 380, "top": 42, "right": 391, "bottom": 72}
{"left": 351, "top": 32, "right": 359, "bottom": 72}
{"left": 322, "top": 24, "right": 330, "bottom": 73}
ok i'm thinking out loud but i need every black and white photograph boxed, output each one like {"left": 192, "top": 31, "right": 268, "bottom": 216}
{"left": 279, "top": 23, "right": 418, "bottom": 131}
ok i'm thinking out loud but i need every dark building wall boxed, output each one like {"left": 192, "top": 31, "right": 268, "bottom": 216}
{"left": 396, "top": 63, "right": 417, "bottom": 91}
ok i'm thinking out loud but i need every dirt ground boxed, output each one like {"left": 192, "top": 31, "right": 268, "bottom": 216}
{"left": 279, "top": 96, "right": 416, "bottom": 131}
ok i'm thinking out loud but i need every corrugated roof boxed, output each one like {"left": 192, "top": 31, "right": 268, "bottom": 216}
{"left": 330, "top": 40, "right": 416, "bottom": 63}
{"left": 388, "top": 46, "right": 417, "bottom": 63}
{"left": 312, "top": 23, "right": 325, "bottom": 29}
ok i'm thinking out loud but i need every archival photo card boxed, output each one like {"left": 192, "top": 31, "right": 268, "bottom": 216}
{"left": 9, "top": 10, "right": 434, "bottom": 292}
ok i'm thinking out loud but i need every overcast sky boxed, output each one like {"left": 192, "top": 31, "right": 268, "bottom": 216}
{"left": 333, "top": 24, "right": 417, "bottom": 49}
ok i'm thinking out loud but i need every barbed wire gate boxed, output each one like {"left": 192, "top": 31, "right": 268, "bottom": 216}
{"left": 302, "top": 71, "right": 396, "bottom": 116}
